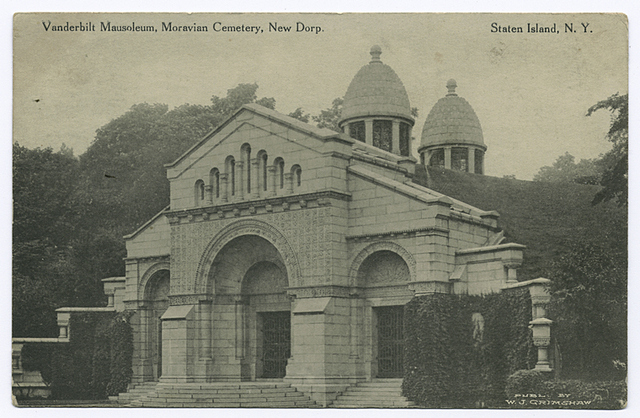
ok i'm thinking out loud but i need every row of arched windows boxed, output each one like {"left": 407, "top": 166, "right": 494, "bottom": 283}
{"left": 194, "top": 144, "right": 303, "bottom": 206}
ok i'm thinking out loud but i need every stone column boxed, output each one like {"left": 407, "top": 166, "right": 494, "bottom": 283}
{"left": 284, "top": 172, "right": 294, "bottom": 195}
{"left": 343, "top": 123, "right": 350, "bottom": 138}
{"left": 364, "top": 120, "right": 373, "bottom": 146}
{"left": 444, "top": 146, "right": 452, "bottom": 169}
{"left": 268, "top": 165, "right": 277, "bottom": 196}
{"left": 205, "top": 185, "right": 214, "bottom": 205}
{"left": 220, "top": 173, "right": 229, "bottom": 203}
{"left": 468, "top": 147, "right": 475, "bottom": 174}
{"left": 251, "top": 158, "right": 260, "bottom": 199}
{"left": 392, "top": 120, "right": 400, "bottom": 155}
{"left": 236, "top": 161, "right": 244, "bottom": 200}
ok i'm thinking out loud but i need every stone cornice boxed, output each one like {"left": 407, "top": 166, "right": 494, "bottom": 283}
{"left": 346, "top": 226, "right": 449, "bottom": 242}
{"left": 166, "top": 190, "right": 351, "bottom": 224}
{"left": 124, "top": 254, "right": 170, "bottom": 263}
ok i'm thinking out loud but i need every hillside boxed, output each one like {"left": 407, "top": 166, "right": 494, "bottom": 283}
{"left": 414, "top": 165, "right": 627, "bottom": 280}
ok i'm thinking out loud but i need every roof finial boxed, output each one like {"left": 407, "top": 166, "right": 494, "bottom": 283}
{"left": 370, "top": 45, "right": 382, "bottom": 62}
{"left": 446, "top": 79, "right": 458, "bottom": 95}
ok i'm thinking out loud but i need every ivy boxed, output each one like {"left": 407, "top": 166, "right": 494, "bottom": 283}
{"left": 402, "top": 288, "right": 536, "bottom": 408}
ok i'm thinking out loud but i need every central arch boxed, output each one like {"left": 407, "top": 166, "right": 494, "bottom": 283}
{"left": 195, "top": 219, "right": 300, "bottom": 295}
{"left": 205, "top": 233, "right": 292, "bottom": 381}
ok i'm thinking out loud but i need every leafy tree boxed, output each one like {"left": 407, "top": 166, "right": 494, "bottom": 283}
{"left": 587, "top": 93, "right": 628, "bottom": 207}
{"left": 12, "top": 143, "right": 99, "bottom": 337}
{"left": 534, "top": 152, "right": 603, "bottom": 185}
{"left": 288, "top": 107, "right": 310, "bottom": 123}
{"left": 548, "top": 240, "right": 627, "bottom": 381}
{"left": 313, "top": 97, "right": 343, "bottom": 131}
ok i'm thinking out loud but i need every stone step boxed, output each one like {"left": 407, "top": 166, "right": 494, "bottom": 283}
{"left": 120, "top": 382, "right": 316, "bottom": 408}
{"left": 330, "top": 380, "right": 414, "bottom": 409}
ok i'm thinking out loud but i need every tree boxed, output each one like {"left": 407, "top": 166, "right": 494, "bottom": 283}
{"left": 548, "top": 240, "right": 627, "bottom": 380}
{"left": 313, "top": 97, "right": 343, "bottom": 132}
{"left": 288, "top": 107, "right": 310, "bottom": 123}
{"left": 533, "top": 152, "right": 603, "bottom": 185}
{"left": 587, "top": 93, "right": 628, "bottom": 207}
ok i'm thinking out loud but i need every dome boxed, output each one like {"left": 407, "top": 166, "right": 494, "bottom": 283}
{"left": 339, "top": 46, "right": 414, "bottom": 126}
{"left": 419, "top": 80, "right": 485, "bottom": 151}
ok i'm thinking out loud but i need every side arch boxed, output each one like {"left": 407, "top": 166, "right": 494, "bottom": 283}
{"left": 195, "top": 219, "right": 301, "bottom": 294}
{"left": 138, "top": 261, "right": 171, "bottom": 302}
{"left": 349, "top": 241, "right": 417, "bottom": 287}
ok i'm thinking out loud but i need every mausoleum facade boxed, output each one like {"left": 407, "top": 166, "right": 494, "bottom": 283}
{"left": 102, "top": 46, "right": 550, "bottom": 404}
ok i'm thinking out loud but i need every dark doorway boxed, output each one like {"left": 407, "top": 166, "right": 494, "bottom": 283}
{"left": 260, "top": 311, "right": 290, "bottom": 378}
{"left": 376, "top": 306, "right": 404, "bottom": 378}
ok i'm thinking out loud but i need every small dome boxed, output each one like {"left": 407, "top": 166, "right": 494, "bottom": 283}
{"left": 420, "top": 80, "right": 485, "bottom": 151}
{"left": 339, "top": 46, "right": 414, "bottom": 126}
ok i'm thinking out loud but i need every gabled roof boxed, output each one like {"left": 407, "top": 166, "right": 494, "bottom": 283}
{"left": 123, "top": 206, "right": 170, "bottom": 240}
{"left": 165, "top": 103, "right": 354, "bottom": 170}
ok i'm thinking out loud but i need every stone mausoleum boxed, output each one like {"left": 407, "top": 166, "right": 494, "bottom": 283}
{"left": 78, "top": 46, "right": 552, "bottom": 405}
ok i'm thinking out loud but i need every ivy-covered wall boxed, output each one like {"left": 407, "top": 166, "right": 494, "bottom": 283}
{"left": 402, "top": 288, "right": 536, "bottom": 408}
{"left": 20, "top": 310, "right": 134, "bottom": 400}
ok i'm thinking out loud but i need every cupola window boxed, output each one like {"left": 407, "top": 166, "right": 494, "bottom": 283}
{"left": 373, "top": 120, "right": 392, "bottom": 152}
{"left": 350, "top": 121, "right": 366, "bottom": 143}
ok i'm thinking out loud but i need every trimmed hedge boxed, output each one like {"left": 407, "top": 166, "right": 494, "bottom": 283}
{"left": 402, "top": 288, "right": 536, "bottom": 408}
{"left": 21, "top": 310, "right": 134, "bottom": 400}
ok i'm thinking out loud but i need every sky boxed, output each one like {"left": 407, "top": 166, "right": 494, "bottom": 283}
{"left": 12, "top": 12, "right": 628, "bottom": 180}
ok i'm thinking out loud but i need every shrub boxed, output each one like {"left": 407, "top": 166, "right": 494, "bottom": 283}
{"left": 402, "top": 288, "right": 536, "bottom": 408}
{"left": 505, "top": 369, "right": 547, "bottom": 398}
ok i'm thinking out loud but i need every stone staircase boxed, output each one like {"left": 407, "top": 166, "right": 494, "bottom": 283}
{"left": 112, "top": 381, "right": 317, "bottom": 408}
{"left": 330, "top": 379, "right": 417, "bottom": 408}
{"left": 110, "top": 381, "right": 158, "bottom": 405}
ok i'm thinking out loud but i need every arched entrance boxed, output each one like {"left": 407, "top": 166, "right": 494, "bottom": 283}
{"left": 209, "top": 235, "right": 291, "bottom": 381}
{"left": 357, "top": 250, "right": 411, "bottom": 379}
{"left": 144, "top": 269, "right": 170, "bottom": 380}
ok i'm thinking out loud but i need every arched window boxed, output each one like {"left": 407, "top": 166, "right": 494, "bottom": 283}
{"left": 210, "top": 168, "right": 220, "bottom": 199}
{"left": 291, "top": 164, "right": 302, "bottom": 188}
{"left": 261, "top": 152, "right": 268, "bottom": 192}
{"left": 226, "top": 156, "right": 236, "bottom": 196}
{"left": 194, "top": 180, "right": 205, "bottom": 206}
{"left": 241, "top": 143, "right": 251, "bottom": 195}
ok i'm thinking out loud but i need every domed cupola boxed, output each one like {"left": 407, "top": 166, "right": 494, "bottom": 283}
{"left": 419, "top": 79, "right": 487, "bottom": 174}
{"left": 338, "top": 46, "right": 415, "bottom": 157}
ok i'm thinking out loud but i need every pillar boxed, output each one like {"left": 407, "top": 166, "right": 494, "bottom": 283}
{"left": 236, "top": 161, "right": 244, "bottom": 200}
{"left": 444, "top": 146, "right": 452, "bottom": 169}
{"left": 364, "top": 120, "right": 373, "bottom": 146}
{"left": 392, "top": 120, "right": 400, "bottom": 155}
{"left": 343, "top": 123, "right": 350, "bottom": 138}
{"left": 220, "top": 173, "right": 229, "bottom": 203}
{"left": 251, "top": 158, "right": 260, "bottom": 199}
{"left": 468, "top": 147, "right": 475, "bottom": 174}
{"left": 268, "top": 165, "right": 277, "bottom": 196}
{"left": 284, "top": 173, "right": 294, "bottom": 195}
{"left": 205, "top": 185, "right": 214, "bottom": 205}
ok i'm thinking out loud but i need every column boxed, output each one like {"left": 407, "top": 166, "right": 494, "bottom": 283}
{"left": 205, "top": 185, "right": 214, "bottom": 205}
{"left": 392, "top": 120, "right": 400, "bottom": 155}
{"left": 236, "top": 161, "right": 244, "bottom": 200}
{"left": 251, "top": 158, "right": 260, "bottom": 199}
{"left": 220, "top": 173, "right": 229, "bottom": 203}
{"left": 468, "top": 147, "right": 475, "bottom": 174}
{"left": 284, "top": 173, "right": 294, "bottom": 195}
{"left": 268, "top": 165, "right": 277, "bottom": 196}
{"left": 343, "top": 123, "right": 350, "bottom": 138}
{"left": 444, "top": 146, "right": 452, "bottom": 169}
{"left": 364, "top": 120, "right": 373, "bottom": 146}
